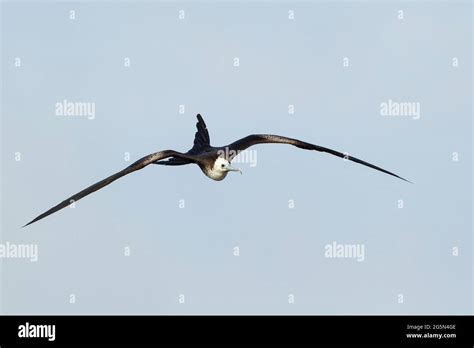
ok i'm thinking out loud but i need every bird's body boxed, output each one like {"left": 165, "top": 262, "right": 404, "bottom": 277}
{"left": 24, "top": 114, "right": 410, "bottom": 227}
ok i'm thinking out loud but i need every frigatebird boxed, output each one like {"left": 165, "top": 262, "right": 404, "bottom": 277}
{"left": 24, "top": 114, "right": 409, "bottom": 227}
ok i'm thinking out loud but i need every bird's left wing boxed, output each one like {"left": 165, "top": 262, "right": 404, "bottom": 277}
{"left": 224, "top": 134, "right": 410, "bottom": 182}
{"left": 24, "top": 150, "right": 191, "bottom": 227}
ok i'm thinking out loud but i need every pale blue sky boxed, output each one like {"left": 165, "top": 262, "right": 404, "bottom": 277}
{"left": 1, "top": 0, "right": 472, "bottom": 314}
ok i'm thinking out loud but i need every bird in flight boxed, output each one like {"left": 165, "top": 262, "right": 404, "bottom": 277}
{"left": 24, "top": 114, "right": 410, "bottom": 227}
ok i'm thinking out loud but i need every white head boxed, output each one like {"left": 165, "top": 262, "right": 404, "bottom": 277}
{"left": 206, "top": 157, "right": 242, "bottom": 181}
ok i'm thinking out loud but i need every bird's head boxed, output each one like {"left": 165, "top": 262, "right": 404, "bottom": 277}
{"left": 208, "top": 157, "right": 242, "bottom": 181}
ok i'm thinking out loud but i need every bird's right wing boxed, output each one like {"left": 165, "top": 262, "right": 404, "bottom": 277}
{"left": 24, "top": 150, "right": 191, "bottom": 227}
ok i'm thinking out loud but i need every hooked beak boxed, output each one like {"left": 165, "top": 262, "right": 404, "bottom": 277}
{"left": 225, "top": 164, "right": 242, "bottom": 174}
